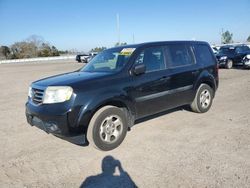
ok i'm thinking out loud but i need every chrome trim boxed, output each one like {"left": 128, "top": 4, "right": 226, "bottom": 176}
{"left": 135, "top": 85, "right": 193, "bottom": 102}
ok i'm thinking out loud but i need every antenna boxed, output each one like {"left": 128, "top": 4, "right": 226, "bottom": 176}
{"left": 116, "top": 13, "right": 120, "bottom": 45}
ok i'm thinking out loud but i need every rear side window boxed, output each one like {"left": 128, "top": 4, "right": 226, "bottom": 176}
{"left": 135, "top": 47, "right": 165, "bottom": 72}
{"left": 194, "top": 44, "right": 214, "bottom": 66}
{"left": 164, "top": 44, "right": 195, "bottom": 68}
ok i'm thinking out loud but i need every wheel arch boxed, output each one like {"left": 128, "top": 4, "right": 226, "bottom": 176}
{"left": 194, "top": 70, "right": 217, "bottom": 95}
{"left": 77, "top": 96, "right": 136, "bottom": 130}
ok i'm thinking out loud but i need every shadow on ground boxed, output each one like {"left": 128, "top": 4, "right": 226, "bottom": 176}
{"left": 80, "top": 155, "right": 137, "bottom": 188}
{"left": 135, "top": 105, "right": 188, "bottom": 125}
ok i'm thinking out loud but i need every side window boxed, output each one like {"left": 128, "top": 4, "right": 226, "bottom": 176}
{"left": 165, "top": 44, "right": 195, "bottom": 68}
{"left": 194, "top": 44, "right": 214, "bottom": 66}
{"left": 134, "top": 47, "right": 165, "bottom": 72}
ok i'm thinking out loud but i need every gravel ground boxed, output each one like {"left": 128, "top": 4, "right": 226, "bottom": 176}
{"left": 0, "top": 61, "right": 250, "bottom": 188}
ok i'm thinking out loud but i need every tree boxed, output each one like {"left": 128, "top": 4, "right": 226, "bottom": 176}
{"left": 115, "top": 42, "right": 127, "bottom": 47}
{"left": 10, "top": 41, "right": 37, "bottom": 59}
{"left": 221, "top": 30, "right": 233, "bottom": 44}
{"left": 90, "top": 47, "right": 107, "bottom": 52}
{"left": 38, "top": 43, "right": 51, "bottom": 57}
{"left": 0, "top": 46, "right": 11, "bottom": 59}
{"left": 51, "top": 46, "right": 60, "bottom": 56}
{"left": 247, "top": 35, "right": 250, "bottom": 42}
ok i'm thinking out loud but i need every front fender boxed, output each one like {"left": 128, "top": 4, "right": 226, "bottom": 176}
{"left": 76, "top": 89, "right": 135, "bottom": 128}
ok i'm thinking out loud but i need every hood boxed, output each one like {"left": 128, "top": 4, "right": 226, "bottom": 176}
{"left": 33, "top": 71, "right": 112, "bottom": 87}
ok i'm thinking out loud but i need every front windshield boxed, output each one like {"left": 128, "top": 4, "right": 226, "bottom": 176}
{"left": 80, "top": 47, "right": 135, "bottom": 72}
{"left": 218, "top": 47, "right": 235, "bottom": 55}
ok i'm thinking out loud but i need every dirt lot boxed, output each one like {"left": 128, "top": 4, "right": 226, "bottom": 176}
{"left": 0, "top": 61, "right": 250, "bottom": 188}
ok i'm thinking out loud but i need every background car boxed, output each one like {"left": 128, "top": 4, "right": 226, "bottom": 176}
{"left": 75, "top": 52, "right": 98, "bottom": 63}
{"left": 75, "top": 53, "right": 89, "bottom": 63}
{"left": 216, "top": 44, "right": 250, "bottom": 69}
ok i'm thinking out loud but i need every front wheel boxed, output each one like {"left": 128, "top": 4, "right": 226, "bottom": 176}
{"left": 190, "top": 84, "right": 214, "bottom": 113}
{"left": 87, "top": 106, "right": 128, "bottom": 151}
{"left": 226, "top": 59, "right": 233, "bottom": 69}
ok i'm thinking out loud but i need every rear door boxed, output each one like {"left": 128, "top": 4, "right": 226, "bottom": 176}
{"left": 163, "top": 43, "right": 200, "bottom": 107}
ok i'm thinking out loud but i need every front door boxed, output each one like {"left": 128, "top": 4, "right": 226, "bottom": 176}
{"left": 130, "top": 46, "right": 171, "bottom": 118}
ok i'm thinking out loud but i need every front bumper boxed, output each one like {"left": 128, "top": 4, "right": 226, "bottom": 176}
{"left": 25, "top": 97, "right": 87, "bottom": 138}
{"left": 26, "top": 106, "right": 69, "bottom": 135}
{"left": 217, "top": 59, "right": 227, "bottom": 67}
{"left": 243, "top": 59, "right": 250, "bottom": 68}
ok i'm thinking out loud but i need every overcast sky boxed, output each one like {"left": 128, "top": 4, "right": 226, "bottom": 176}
{"left": 0, "top": 0, "right": 249, "bottom": 51}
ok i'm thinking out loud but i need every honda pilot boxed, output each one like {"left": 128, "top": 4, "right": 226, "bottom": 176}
{"left": 26, "top": 41, "right": 219, "bottom": 151}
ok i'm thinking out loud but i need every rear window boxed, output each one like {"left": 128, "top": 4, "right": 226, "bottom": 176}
{"left": 194, "top": 44, "right": 215, "bottom": 66}
{"left": 164, "top": 44, "right": 195, "bottom": 68}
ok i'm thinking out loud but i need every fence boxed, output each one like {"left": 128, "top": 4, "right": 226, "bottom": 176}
{"left": 0, "top": 55, "right": 76, "bottom": 64}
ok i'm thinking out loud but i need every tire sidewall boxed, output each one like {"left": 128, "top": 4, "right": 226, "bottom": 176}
{"left": 196, "top": 84, "right": 214, "bottom": 113}
{"left": 226, "top": 59, "right": 233, "bottom": 69}
{"left": 90, "top": 107, "right": 128, "bottom": 151}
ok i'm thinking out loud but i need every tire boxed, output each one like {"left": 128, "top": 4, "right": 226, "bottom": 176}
{"left": 87, "top": 105, "right": 128, "bottom": 151}
{"left": 190, "top": 84, "right": 214, "bottom": 113}
{"left": 226, "top": 59, "right": 233, "bottom": 69}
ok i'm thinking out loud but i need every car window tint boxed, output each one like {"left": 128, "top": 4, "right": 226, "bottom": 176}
{"left": 194, "top": 44, "right": 214, "bottom": 65}
{"left": 135, "top": 47, "right": 165, "bottom": 72}
{"left": 165, "top": 44, "right": 194, "bottom": 68}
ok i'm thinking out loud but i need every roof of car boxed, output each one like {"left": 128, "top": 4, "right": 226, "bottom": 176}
{"left": 221, "top": 44, "right": 248, "bottom": 49}
{"left": 110, "top": 41, "right": 209, "bottom": 50}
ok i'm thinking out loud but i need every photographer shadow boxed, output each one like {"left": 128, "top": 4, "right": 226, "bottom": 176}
{"left": 80, "top": 155, "right": 137, "bottom": 188}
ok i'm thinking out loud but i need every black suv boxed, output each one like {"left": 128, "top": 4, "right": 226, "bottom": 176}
{"left": 26, "top": 41, "right": 218, "bottom": 151}
{"left": 216, "top": 44, "right": 250, "bottom": 69}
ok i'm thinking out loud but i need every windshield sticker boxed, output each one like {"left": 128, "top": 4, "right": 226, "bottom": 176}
{"left": 120, "top": 48, "right": 136, "bottom": 56}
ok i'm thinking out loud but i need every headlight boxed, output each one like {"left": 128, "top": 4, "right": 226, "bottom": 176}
{"left": 43, "top": 86, "right": 73, "bottom": 104}
{"left": 28, "top": 86, "right": 32, "bottom": 98}
{"left": 220, "top": 56, "right": 227, "bottom": 60}
{"left": 246, "top": 55, "right": 250, "bottom": 59}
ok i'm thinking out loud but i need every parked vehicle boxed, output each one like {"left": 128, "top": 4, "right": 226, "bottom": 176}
{"left": 26, "top": 41, "right": 218, "bottom": 151}
{"left": 216, "top": 45, "right": 250, "bottom": 69}
{"left": 242, "top": 55, "right": 250, "bottom": 69}
{"left": 211, "top": 46, "right": 219, "bottom": 55}
{"left": 75, "top": 53, "right": 89, "bottom": 63}
{"left": 76, "top": 52, "right": 98, "bottom": 63}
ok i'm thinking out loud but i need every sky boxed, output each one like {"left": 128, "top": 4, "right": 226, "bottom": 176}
{"left": 0, "top": 0, "right": 249, "bottom": 52}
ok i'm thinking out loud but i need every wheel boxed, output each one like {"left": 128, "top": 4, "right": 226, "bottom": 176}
{"left": 226, "top": 59, "right": 233, "bottom": 69}
{"left": 87, "top": 105, "right": 128, "bottom": 151}
{"left": 190, "top": 84, "right": 214, "bottom": 113}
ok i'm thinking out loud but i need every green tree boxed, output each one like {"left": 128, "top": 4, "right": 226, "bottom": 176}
{"left": 38, "top": 43, "right": 52, "bottom": 57}
{"left": 0, "top": 46, "right": 11, "bottom": 59}
{"left": 247, "top": 35, "right": 250, "bottom": 42}
{"left": 51, "top": 46, "right": 60, "bottom": 56}
{"left": 221, "top": 30, "right": 233, "bottom": 44}
{"left": 90, "top": 47, "right": 107, "bottom": 52}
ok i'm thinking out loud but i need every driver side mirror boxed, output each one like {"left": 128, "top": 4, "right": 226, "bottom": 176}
{"left": 132, "top": 64, "right": 146, "bottom": 75}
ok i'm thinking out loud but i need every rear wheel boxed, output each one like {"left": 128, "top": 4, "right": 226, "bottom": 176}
{"left": 87, "top": 105, "right": 128, "bottom": 151}
{"left": 190, "top": 84, "right": 214, "bottom": 113}
{"left": 226, "top": 59, "right": 233, "bottom": 69}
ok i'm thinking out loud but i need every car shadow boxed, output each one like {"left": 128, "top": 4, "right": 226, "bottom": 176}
{"left": 134, "top": 105, "right": 189, "bottom": 125}
{"left": 58, "top": 106, "right": 189, "bottom": 146}
{"left": 80, "top": 155, "right": 137, "bottom": 188}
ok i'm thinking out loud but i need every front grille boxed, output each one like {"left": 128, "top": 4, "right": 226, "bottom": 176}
{"left": 32, "top": 88, "right": 44, "bottom": 104}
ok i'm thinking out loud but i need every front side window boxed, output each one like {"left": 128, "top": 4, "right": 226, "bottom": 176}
{"left": 165, "top": 44, "right": 195, "bottom": 68}
{"left": 81, "top": 47, "right": 135, "bottom": 72}
{"left": 134, "top": 47, "right": 165, "bottom": 72}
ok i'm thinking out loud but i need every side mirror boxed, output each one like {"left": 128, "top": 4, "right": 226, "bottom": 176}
{"left": 132, "top": 64, "right": 146, "bottom": 75}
